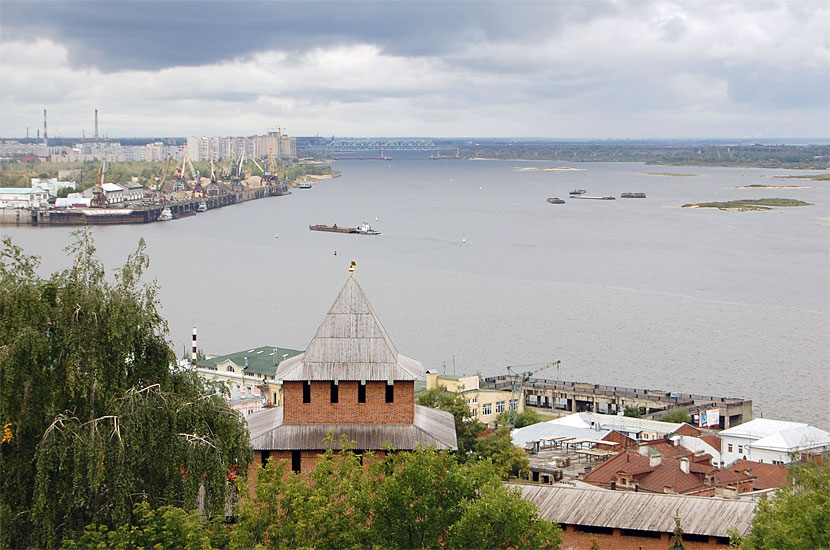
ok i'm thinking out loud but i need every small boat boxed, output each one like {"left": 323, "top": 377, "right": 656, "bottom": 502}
{"left": 355, "top": 222, "right": 381, "bottom": 235}
{"left": 158, "top": 207, "right": 173, "bottom": 221}
{"left": 620, "top": 192, "right": 647, "bottom": 198}
{"left": 570, "top": 195, "right": 616, "bottom": 200}
{"left": 197, "top": 201, "right": 207, "bottom": 212}
{"left": 298, "top": 181, "right": 312, "bottom": 189}
{"left": 569, "top": 189, "right": 586, "bottom": 195}
{"left": 547, "top": 197, "right": 565, "bottom": 204}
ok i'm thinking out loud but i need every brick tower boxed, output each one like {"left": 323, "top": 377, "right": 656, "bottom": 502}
{"left": 247, "top": 271, "right": 456, "bottom": 473}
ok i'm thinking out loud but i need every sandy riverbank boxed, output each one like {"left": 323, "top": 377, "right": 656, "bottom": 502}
{"left": 515, "top": 166, "right": 585, "bottom": 172}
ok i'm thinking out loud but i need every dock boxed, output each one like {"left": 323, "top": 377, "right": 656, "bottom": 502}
{"left": 483, "top": 375, "right": 752, "bottom": 429}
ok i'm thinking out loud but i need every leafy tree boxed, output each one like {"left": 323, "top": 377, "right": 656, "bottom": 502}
{"left": 417, "top": 387, "right": 484, "bottom": 461}
{"left": 498, "top": 407, "right": 543, "bottom": 429}
{"left": 231, "top": 437, "right": 374, "bottom": 550}
{"left": 448, "top": 483, "right": 561, "bottom": 550}
{"left": 472, "top": 426, "right": 530, "bottom": 480}
{"left": 61, "top": 502, "right": 215, "bottom": 550}
{"left": 624, "top": 405, "right": 643, "bottom": 418}
{"left": 0, "top": 231, "right": 251, "bottom": 549}
{"left": 661, "top": 409, "right": 692, "bottom": 424}
{"left": 741, "top": 461, "right": 830, "bottom": 550}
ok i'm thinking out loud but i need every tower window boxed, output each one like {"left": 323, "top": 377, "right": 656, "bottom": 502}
{"left": 358, "top": 382, "right": 366, "bottom": 403}
{"left": 331, "top": 381, "right": 339, "bottom": 403}
{"left": 303, "top": 381, "right": 311, "bottom": 403}
{"left": 386, "top": 383, "right": 394, "bottom": 403}
{"left": 291, "top": 450, "right": 301, "bottom": 472}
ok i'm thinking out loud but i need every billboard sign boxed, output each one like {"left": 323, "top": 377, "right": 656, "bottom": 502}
{"left": 698, "top": 408, "right": 720, "bottom": 428}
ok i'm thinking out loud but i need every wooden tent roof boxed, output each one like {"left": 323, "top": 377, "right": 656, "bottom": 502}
{"left": 247, "top": 405, "right": 457, "bottom": 451}
{"left": 277, "top": 276, "right": 423, "bottom": 381}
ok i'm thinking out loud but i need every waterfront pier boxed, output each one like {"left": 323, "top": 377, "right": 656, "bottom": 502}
{"left": 483, "top": 375, "right": 753, "bottom": 429}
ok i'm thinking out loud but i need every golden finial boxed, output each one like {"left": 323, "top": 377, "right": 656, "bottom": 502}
{"left": 349, "top": 261, "right": 356, "bottom": 276}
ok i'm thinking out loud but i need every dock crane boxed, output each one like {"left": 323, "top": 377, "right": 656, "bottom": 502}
{"left": 173, "top": 149, "right": 199, "bottom": 193}
{"left": 504, "top": 360, "right": 561, "bottom": 429}
{"left": 205, "top": 154, "right": 220, "bottom": 196}
{"left": 90, "top": 160, "right": 107, "bottom": 207}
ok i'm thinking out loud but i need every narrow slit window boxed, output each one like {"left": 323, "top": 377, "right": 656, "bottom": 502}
{"left": 331, "top": 381, "right": 339, "bottom": 403}
{"left": 385, "top": 383, "right": 394, "bottom": 403}
{"left": 303, "top": 381, "right": 311, "bottom": 403}
{"left": 358, "top": 382, "right": 366, "bottom": 403}
{"left": 291, "top": 450, "right": 301, "bottom": 472}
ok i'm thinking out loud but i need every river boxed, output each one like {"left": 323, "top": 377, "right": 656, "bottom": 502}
{"left": 4, "top": 159, "right": 829, "bottom": 429}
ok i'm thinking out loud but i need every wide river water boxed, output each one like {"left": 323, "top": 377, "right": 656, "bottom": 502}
{"left": 4, "top": 159, "right": 829, "bottom": 429}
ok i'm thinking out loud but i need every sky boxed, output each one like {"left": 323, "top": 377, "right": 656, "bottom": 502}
{"left": 0, "top": 0, "right": 828, "bottom": 139}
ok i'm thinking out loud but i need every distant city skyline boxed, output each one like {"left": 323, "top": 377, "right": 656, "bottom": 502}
{"left": 1, "top": 1, "right": 828, "bottom": 139}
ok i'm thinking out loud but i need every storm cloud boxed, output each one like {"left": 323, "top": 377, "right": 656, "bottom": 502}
{"left": 0, "top": 0, "right": 827, "bottom": 138}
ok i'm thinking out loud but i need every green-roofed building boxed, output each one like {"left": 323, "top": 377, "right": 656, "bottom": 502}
{"left": 197, "top": 345, "right": 303, "bottom": 406}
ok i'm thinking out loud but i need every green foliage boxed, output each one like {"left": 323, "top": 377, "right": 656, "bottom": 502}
{"left": 417, "top": 387, "right": 484, "bottom": 461}
{"left": 61, "top": 502, "right": 215, "bottom": 550}
{"left": 472, "top": 427, "right": 530, "bottom": 480}
{"left": 623, "top": 405, "right": 643, "bottom": 418}
{"left": 499, "top": 407, "right": 543, "bottom": 429}
{"left": 448, "top": 484, "right": 561, "bottom": 550}
{"left": 741, "top": 461, "right": 830, "bottom": 550}
{"left": 682, "top": 198, "right": 813, "bottom": 210}
{"left": 660, "top": 409, "right": 692, "bottom": 424}
{"left": 232, "top": 444, "right": 560, "bottom": 550}
{"left": 0, "top": 231, "right": 251, "bottom": 549}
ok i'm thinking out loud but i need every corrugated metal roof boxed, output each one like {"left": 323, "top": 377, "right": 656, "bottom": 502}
{"left": 247, "top": 405, "right": 457, "bottom": 451}
{"left": 749, "top": 425, "right": 830, "bottom": 452}
{"left": 516, "top": 485, "right": 757, "bottom": 537}
{"left": 277, "top": 277, "right": 423, "bottom": 381}
{"left": 511, "top": 421, "right": 611, "bottom": 448}
{"left": 198, "top": 345, "right": 303, "bottom": 378}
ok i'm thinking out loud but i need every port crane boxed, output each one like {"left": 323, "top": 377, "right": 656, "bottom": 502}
{"left": 205, "top": 153, "right": 220, "bottom": 196}
{"left": 173, "top": 149, "right": 200, "bottom": 193}
{"left": 504, "top": 360, "right": 561, "bottom": 429}
{"left": 90, "top": 160, "right": 107, "bottom": 207}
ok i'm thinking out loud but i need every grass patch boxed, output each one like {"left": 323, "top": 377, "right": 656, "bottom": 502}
{"left": 777, "top": 173, "right": 830, "bottom": 181}
{"left": 647, "top": 172, "right": 697, "bottom": 177}
{"left": 683, "top": 198, "right": 813, "bottom": 211}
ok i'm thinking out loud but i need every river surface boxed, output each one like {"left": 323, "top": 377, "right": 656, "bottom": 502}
{"left": 4, "top": 159, "right": 829, "bottom": 429}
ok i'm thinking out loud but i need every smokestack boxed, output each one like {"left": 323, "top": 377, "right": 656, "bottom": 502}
{"left": 191, "top": 327, "right": 197, "bottom": 366}
{"left": 94, "top": 109, "right": 99, "bottom": 139}
{"left": 43, "top": 109, "right": 48, "bottom": 146}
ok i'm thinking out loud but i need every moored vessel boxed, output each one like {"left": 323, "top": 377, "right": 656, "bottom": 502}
{"left": 569, "top": 189, "right": 586, "bottom": 195}
{"left": 621, "top": 192, "right": 647, "bottom": 198}
{"left": 546, "top": 197, "right": 565, "bottom": 204}
{"left": 158, "top": 207, "right": 173, "bottom": 221}
{"left": 570, "top": 195, "right": 616, "bottom": 200}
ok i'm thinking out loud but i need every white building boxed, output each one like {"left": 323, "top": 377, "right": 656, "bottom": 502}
{"left": 719, "top": 418, "right": 830, "bottom": 466}
{"left": 31, "top": 177, "right": 76, "bottom": 196}
{"left": 0, "top": 187, "right": 49, "bottom": 208}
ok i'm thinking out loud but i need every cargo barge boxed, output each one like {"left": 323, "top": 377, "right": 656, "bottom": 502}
{"left": 546, "top": 197, "right": 565, "bottom": 204}
{"left": 310, "top": 222, "right": 381, "bottom": 235}
{"left": 621, "top": 192, "right": 647, "bottom": 198}
{"left": 570, "top": 195, "right": 616, "bottom": 200}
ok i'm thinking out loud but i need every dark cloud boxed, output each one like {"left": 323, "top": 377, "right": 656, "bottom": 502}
{"left": 0, "top": 1, "right": 614, "bottom": 72}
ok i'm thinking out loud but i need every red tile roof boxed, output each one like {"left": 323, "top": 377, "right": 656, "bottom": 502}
{"left": 729, "top": 460, "right": 788, "bottom": 491}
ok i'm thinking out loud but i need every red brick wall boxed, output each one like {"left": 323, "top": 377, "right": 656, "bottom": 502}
{"left": 559, "top": 525, "right": 724, "bottom": 549}
{"left": 283, "top": 380, "right": 415, "bottom": 424}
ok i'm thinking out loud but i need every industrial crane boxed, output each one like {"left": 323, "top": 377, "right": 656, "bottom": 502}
{"left": 504, "top": 360, "right": 561, "bottom": 428}
{"left": 90, "top": 160, "right": 107, "bottom": 207}
{"left": 205, "top": 154, "right": 220, "bottom": 196}
{"left": 173, "top": 149, "right": 199, "bottom": 193}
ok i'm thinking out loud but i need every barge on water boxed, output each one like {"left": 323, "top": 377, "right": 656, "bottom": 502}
{"left": 546, "top": 197, "right": 565, "bottom": 204}
{"left": 570, "top": 195, "right": 616, "bottom": 200}
{"left": 310, "top": 222, "right": 381, "bottom": 235}
{"left": 621, "top": 192, "right": 647, "bottom": 198}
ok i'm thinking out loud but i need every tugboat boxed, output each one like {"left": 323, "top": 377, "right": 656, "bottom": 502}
{"left": 197, "top": 201, "right": 208, "bottom": 212}
{"left": 569, "top": 189, "right": 586, "bottom": 195}
{"left": 298, "top": 180, "right": 312, "bottom": 189}
{"left": 158, "top": 207, "right": 173, "bottom": 221}
{"left": 547, "top": 197, "right": 565, "bottom": 204}
{"left": 355, "top": 221, "right": 381, "bottom": 235}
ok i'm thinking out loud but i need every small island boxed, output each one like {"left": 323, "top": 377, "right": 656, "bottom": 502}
{"left": 646, "top": 172, "right": 697, "bottom": 177}
{"left": 777, "top": 173, "right": 830, "bottom": 181}
{"left": 736, "top": 184, "right": 813, "bottom": 189}
{"left": 682, "top": 198, "right": 813, "bottom": 211}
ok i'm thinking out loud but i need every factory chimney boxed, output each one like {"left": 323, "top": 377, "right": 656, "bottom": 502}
{"left": 43, "top": 109, "right": 48, "bottom": 146}
{"left": 94, "top": 109, "right": 99, "bottom": 139}
{"left": 191, "top": 327, "right": 198, "bottom": 367}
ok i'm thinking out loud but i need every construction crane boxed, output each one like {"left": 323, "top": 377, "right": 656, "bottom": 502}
{"left": 90, "top": 160, "right": 107, "bottom": 207}
{"left": 504, "top": 360, "right": 561, "bottom": 429}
